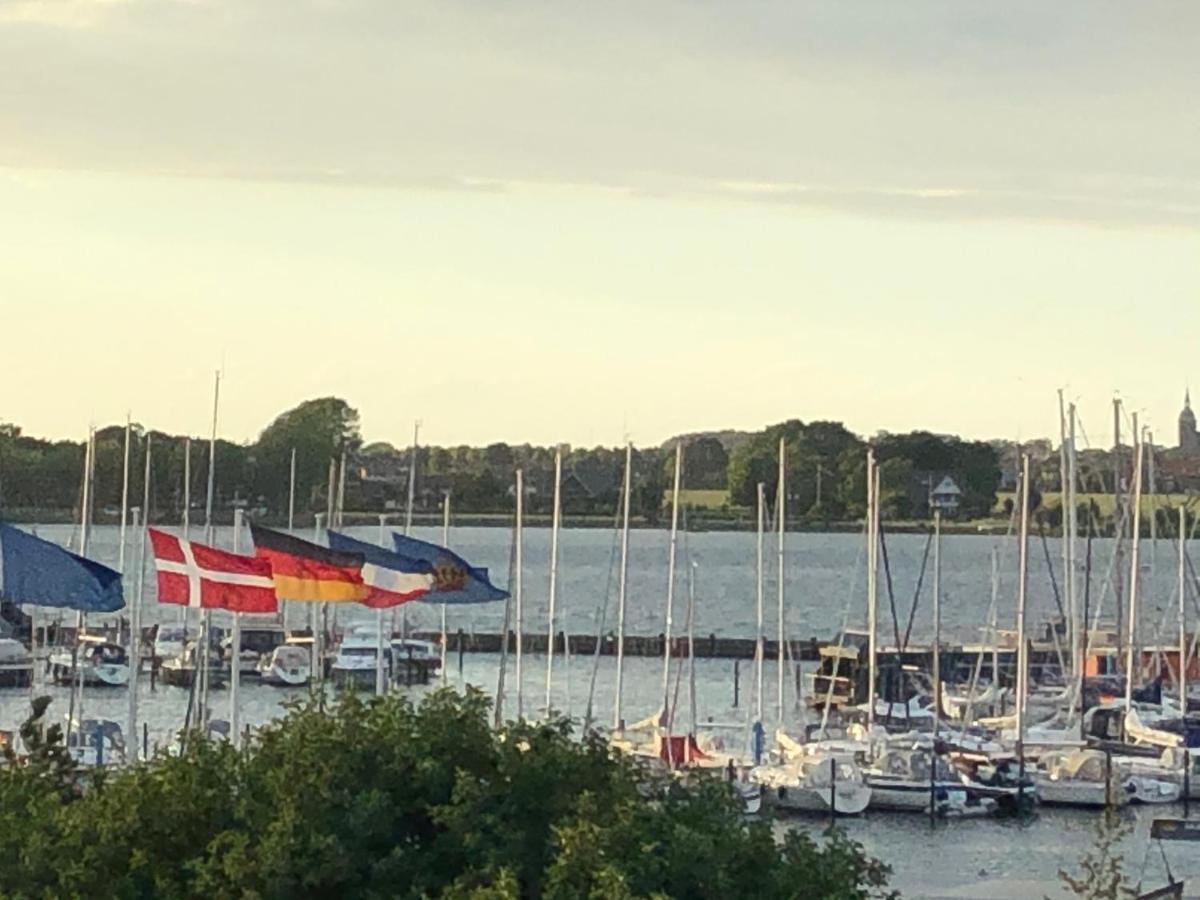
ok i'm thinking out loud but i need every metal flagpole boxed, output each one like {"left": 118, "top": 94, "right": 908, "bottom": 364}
{"left": 515, "top": 469, "right": 525, "bottom": 719}
{"left": 661, "top": 442, "right": 683, "bottom": 726}
{"left": 199, "top": 371, "right": 220, "bottom": 725}
{"left": 612, "top": 445, "right": 632, "bottom": 731}
{"left": 312, "top": 512, "right": 326, "bottom": 689}
{"left": 70, "top": 429, "right": 96, "bottom": 750}
{"left": 777, "top": 437, "right": 786, "bottom": 721}
{"left": 440, "top": 491, "right": 451, "bottom": 683}
{"left": 230, "top": 508, "right": 244, "bottom": 747}
{"left": 1016, "top": 454, "right": 1031, "bottom": 797}
{"left": 375, "top": 514, "right": 388, "bottom": 696}
{"left": 755, "top": 481, "right": 765, "bottom": 725}
{"left": 544, "top": 447, "right": 562, "bottom": 715}
{"left": 397, "top": 422, "right": 419, "bottom": 638}
{"left": 181, "top": 437, "right": 191, "bottom": 626}
{"left": 286, "top": 447, "right": 296, "bottom": 632}
{"left": 118, "top": 415, "right": 131, "bottom": 573}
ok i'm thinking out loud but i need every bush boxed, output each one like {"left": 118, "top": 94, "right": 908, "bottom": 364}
{"left": 0, "top": 690, "right": 893, "bottom": 899}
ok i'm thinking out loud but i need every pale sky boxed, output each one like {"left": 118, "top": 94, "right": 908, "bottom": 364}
{"left": 2, "top": 1, "right": 1198, "bottom": 451}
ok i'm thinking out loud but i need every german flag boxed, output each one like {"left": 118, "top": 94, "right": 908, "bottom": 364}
{"left": 250, "top": 525, "right": 367, "bottom": 603}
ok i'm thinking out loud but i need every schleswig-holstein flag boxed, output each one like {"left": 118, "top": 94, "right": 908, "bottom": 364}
{"left": 327, "top": 531, "right": 436, "bottom": 608}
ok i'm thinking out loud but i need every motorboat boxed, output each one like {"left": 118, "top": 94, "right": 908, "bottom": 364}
{"left": 159, "top": 641, "right": 228, "bottom": 689}
{"left": 0, "top": 638, "right": 33, "bottom": 688}
{"left": 152, "top": 625, "right": 188, "bottom": 663}
{"left": 257, "top": 643, "right": 311, "bottom": 687}
{"left": 48, "top": 635, "right": 130, "bottom": 687}
{"left": 66, "top": 718, "right": 126, "bottom": 767}
{"left": 752, "top": 753, "right": 872, "bottom": 816}
{"left": 224, "top": 624, "right": 287, "bottom": 679}
{"left": 331, "top": 626, "right": 388, "bottom": 690}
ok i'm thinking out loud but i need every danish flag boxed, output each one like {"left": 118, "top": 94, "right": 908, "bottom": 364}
{"left": 148, "top": 529, "right": 278, "bottom": 613}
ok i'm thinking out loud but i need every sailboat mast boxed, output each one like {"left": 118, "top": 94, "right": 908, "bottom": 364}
{"left": 544, "top": 447, "right": 562, "bottom": 714}
{"left": 755, "top": 481, "right": 765, "bottom": 725}
{"left": 1057, "top": 391, "right": 1071, "bottom": 675}
{"left": 613, "top": 444, "right": 633, "bottom": 730}
{"left": 311, "top": 513, "right": 325, "bottom": 687}
{"left": 514, "top": 468, "right": 525, "bottom": 719}
{"left": 1068, "top": 403, "right": 1080, "bottom": 717}
{"left": 776, "top": 436, "right": 786, "bottom": 721}
{"left": 118, "top": 415, "right": 131, "bottom": 572}
{"left": 661, "top": 442, "right": 683, "bottom": 722}
{"left": 866, "top": 450, "right": 877, "bottom": 733}
{"left": 1123, "top": 432, "right": 1144, "bottom": 713}
{"left": 1016, "top": 454, "right": 1031, "bottom": 776}
{"left": 404, "top": 422, "right": 419, "bottom": 535}
{"left": 932, "top": 507, "right": 941, "bottom": 740}
{"left": 1179, "top": 506, "right": 1187, "bottom": 708}
{"left": 70, "top": 429, "right": 96, "bottom": 748}
{"left": 127, "top": 436, "right": 151, "bottom": 761}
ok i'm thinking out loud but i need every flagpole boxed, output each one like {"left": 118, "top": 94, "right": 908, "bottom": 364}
{"left": 514, "top": 468, "right": 525, "bottom": 719}
{"left": 399, "top": 422, "right": 419, "bottom": 640}
{"left": 313, "top": 512, "right": 326, "bottom": 690}
{"left": 613, "top": 443, "right": 633, "bottom": 731}
{"left": 181, "top": 437, "right": 191, "bottom": 627}
{"left": 319, "top": 457, "right": 335, "bottom": 687}
{"left": 285, "top": 447, "right": 296, "bottom": 632}
{"left": 440, "top": 491, "right": 451, "bottom": 684}
{"left": 544, "top": 446, "right": 562, "bottom": 715}
{"left": 375, "top": 513, "right": 388, "bottom": 697}
{"left": 127, "top": 434, "right": 151, "bottom": 761}
{"left": 229, "top": 511, "right": 248, "bottom": 748}
{"left": 118, "top": 414, "right": 131, "bottom": 573}
{"left": 199, "top": 370, "right": 220, "bottom": 727}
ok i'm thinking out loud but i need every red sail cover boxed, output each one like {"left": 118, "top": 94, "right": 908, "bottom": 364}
{"left": 149, "top": 529, "right": 278, "bottom": 613}
{"left": 656, "top": 734, "right": 707, "bottom": 767}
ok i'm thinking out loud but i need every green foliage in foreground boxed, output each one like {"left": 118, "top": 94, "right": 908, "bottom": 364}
{"left": 0, "top": 690, "right": 893, "bottom": 900}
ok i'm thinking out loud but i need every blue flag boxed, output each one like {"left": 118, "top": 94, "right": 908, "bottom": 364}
{"left": 390, "top": 533, "right": 508, "bottom": 604}
{"left": 0, "top": 522, "right": 124, "bottom": 612}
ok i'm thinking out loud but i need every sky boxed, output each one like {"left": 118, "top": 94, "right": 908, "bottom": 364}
{"left": 2, "top": 0, "right": 1198, "bottom": 451}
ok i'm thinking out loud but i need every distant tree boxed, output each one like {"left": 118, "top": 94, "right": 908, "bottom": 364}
{"left": 253, "top": 397, "right": 361, "bottom": 514}
{"left": 682, "top": 437, "right": 728, "bottom": 490}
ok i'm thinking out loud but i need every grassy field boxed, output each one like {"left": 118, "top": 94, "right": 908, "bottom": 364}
{"left": 676, "top": 489, "right": 731, "bottom": 509}
{"left": 994, "top": 491, "right": 1198, "bottom": 516}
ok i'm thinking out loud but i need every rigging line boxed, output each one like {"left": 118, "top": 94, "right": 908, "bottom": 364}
{"left": 582, "top": 479, "right": 625, "bottom": 732}
{"left": 900, "top": 528, "right": 934, "bottom": 652}
{"left": 1037, "top": 518, "right": 1068, "bottom": 622}
{"left": 877, "top": 525, "right": 904, "bottom": 652}
{"left": 817, "top": 520, "right": 867, "bottom": 737}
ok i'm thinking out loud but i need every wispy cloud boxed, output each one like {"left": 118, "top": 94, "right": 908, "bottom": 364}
{"left": 1, "top": 0, "right": 1197, "bottom": 228}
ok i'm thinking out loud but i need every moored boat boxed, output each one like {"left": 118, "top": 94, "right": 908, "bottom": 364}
{"left": 48, "top": 635, "right": 130, "bottom": 688}
{"left": 0, "top": 637, "right": 33, "bottom": 688}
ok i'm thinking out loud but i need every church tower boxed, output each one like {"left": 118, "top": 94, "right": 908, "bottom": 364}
{"left": 1180, "top": 390, "right": 1199, "bottom": 455}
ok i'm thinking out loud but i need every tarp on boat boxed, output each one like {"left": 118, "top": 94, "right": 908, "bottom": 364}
{"left": 655, "top": 734, "right": 707, "bottom": 767}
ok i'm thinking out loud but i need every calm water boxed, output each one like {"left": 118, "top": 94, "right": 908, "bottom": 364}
{"left": 2, "top": 524, "right": 1193, "bottom": 897}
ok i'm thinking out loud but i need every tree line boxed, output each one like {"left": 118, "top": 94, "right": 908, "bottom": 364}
{"left": 0, "top": 398, "right": 1001, "bottom": 524}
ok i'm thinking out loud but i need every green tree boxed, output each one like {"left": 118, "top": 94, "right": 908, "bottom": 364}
{"left": 0, "top": 691, "right": 892, "bottom": 900}
{"left": 253, "top": 397, "right": 361, "bottom": 514}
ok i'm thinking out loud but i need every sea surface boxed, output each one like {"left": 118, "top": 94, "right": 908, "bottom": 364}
{"left": 2, "top": 523, "right": 1196, "bottom": 898}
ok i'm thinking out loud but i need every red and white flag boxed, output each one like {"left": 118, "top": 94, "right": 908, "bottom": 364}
{"left": 149, "top": 529, "right": 278, "bottom": 613}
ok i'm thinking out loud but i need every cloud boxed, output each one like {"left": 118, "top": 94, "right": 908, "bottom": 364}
{"left": 0, "top": 0, "right": 1197, "bottom": 228}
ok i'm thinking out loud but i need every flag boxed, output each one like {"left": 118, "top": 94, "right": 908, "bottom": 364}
{"left": 148, "top": 529, "right": 277, "bottom": 613}
{"left": 0, "top": 521, "right": 124, "bottom": 612}
{"left": 250, "top": 525, "right": 367, "bottom": 602}
{"left": 391, "top": 533, "right": 508, "bottom": 604}
{"left": 327, "top": 531, "right": 435, "bottom": 608}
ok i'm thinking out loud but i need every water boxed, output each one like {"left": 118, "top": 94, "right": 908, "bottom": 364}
{"left": 2, "top": 524, "right": 1192, "bottom": 897}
